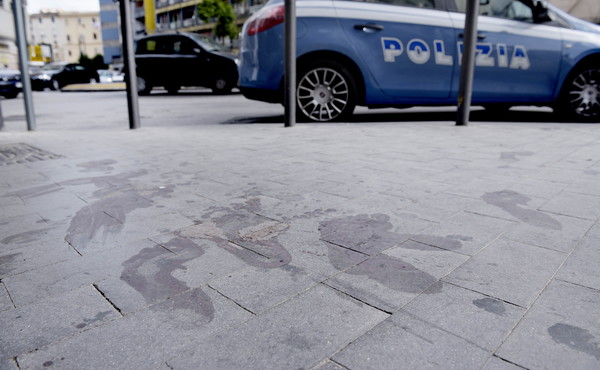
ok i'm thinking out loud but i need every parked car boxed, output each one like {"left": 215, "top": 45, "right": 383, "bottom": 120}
{"left": 30, "top": 62, "right": 99, "bottom": 91}
{"left": 135, "top": 33, "right": 239, "bottom": 95}
{"left": 0, "top": 69, "right": 22, "bottom": 99}
{"left": 239, "top": 0, "right": 600, "bottom": 122}
{"left": 98, "top": 69, "right": 125, "bottom": 83}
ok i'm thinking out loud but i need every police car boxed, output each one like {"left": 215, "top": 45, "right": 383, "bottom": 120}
{"left": 238, "top": 0, "right": 600, "bottom": 122}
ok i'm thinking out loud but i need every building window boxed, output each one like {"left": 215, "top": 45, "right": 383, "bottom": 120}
{"left": 67, "top": 35, "right": 70, "bottom": 42}
{"left": 93, "top": 33, "right": 97, "bottom": 40}
{"left": 69, "top": 50, "right": 72, "bottom": 56}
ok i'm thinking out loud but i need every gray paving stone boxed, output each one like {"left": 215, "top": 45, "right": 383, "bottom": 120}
{"left": 0, "top": 283, "right": 13, "bottom": 312}
{"left": 0, "top": 285, "right": 119, "bottom": 363}
{"left": 399, "top": 193, "right": 478, "bottom": 222}
{"left": 16, "top": 286, "right": 253, "bottom": 369}
{"left": 555, "top": 236, "right": 600, "bottom": 291}
{"left": 497, "top": 280, "right": 600, "bottom": 369}
{"left": 333, "top": 310, "right": 491, "bottom": 370}
{"left": 502, "top": 213, "right": 594, "bottom": 253}
{"left": 588, "top": 221, "right": 600, "bottom": 238}
{"left": 325, "top": 242, "right": 468, "bottom": 313}
{"left": 313, "top": 360, "right": 347, "bottom": 370}
{"left": 444, "top": 238, "right": 566, "bottom": 307}
{"left": 0, "top": 238, "right": 78, "bottom": 279}
{"left": 410, "top": 212, "right": 515, "bottom": 256}
{"left": 539, "top": 191, "right": 600, "bottom": 220}
{"left": 2, "top": 238, "right": 156, "bottom": 307}
{"left": 0, "top": 214, "right": 45, "bottom": 241}
{"left": 209, "top": 264, "right": 321, "bottom": 314}
{"left": 96, "top": 237, "right": 248, "bottom": 314}
{"left": 481, "top": 356, "right": 524, "bottom": 370}
{"left": 403, "top": 282, "right": 526, "bottom": 351}
{"left": 167, "top": 284, "right": 389, "bottom": 369}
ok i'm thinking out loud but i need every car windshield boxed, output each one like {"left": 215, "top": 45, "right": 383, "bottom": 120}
{"left": 40, "top": 63, "right": 67, "bottom": 71}
{"left": 189, "top": 34, "right": 226, "bottom": 52}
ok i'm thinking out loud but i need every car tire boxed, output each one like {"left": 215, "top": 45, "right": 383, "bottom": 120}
{"left": 1, "top": 92, "right": 18, "bottom": 99}
{"left": 51, "top": 79, "right": 61, "bottom": 91}
{"left": 211, "top": 77, "right": 233, "bottom": 94}
{"left": 556, "top": 63, "right": 600, "bottom": 122}
{"left": 137, "top": 76, "right": 152, "bottom": 95}
{"left": 296, "top": 59, "right": 356, "bottom": 122}
{"left": 166, "top": 85, "right": 180, "bottom": 94}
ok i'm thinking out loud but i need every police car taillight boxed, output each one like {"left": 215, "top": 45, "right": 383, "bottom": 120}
{"left": 247, "top": 5, "right": 284, "bottom": 36}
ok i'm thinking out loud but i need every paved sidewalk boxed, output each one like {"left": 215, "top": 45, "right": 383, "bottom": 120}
{"left": 1, "top": 97, "right": 600, "bottom": 369}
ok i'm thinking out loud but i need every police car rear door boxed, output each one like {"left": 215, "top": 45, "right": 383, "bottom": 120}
{"left": 448, "top": 0, "right": 563, "bottom": 102}
{"left": 333, "top": 0, "right": 456, "bottom": 99}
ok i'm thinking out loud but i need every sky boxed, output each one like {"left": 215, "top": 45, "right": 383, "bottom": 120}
{"left": 27, "top": 0, "right": 100, "bottom": 14}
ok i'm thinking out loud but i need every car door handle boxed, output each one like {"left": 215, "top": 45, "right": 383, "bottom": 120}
{"left": 354, "top": 24, "right": 384, "bottom": 32}
{"left": 459, "top": 33, "right": 487, "bottom": 40}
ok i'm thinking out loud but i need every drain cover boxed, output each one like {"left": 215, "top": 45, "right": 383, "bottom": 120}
{"left": 0, "top": 143, "right": 63, "bottom": 166}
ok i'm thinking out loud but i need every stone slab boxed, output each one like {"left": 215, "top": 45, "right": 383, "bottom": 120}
{"left": 16, "top": 286, "right": 253, "bottom": 369}
{"left": 403, "top": 282, "right": 526, "bottom": 351}
{"left": 539, "top": 191, "right": 600, "bottom": 220}
{"left": 167, "top": 284, "right": 389, "bottom": 369}
{"left": 444, "top": 238, "right": 565, "bottom": 308}
{"left": 497, "top": 280, "right": 600, "bottom": 369}
{"left": 555, "top": 236, "right": 600, "bottom": 291}
{"left": 0, "top": 285, "right": 119, "bottom": 362}
{"left": 333, "top": 310, "right": 491, "bottom": 369}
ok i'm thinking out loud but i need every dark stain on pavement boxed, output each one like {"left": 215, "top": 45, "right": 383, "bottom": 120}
{"left": 1, "top": 227, "right": 54, "bottom": 246}
{"left": 347, "top": 254, "right": 442, "bottom": 294}
{"left": 482, "top": 190, "right": 562, "bottom": 230}
{"left": 548, "top": 323, "right": 600, "bottom": 360}
{"left": 500, "top": 151, "right": 533, "bottom": 162}
{"left": 0, "top": 252, "right": 21, "bottom": 275}
{"left": 76, "top": 159, "right": 117, "bottom": 172}
{"left": 472, "top": 297, "right": 506, "bottom": 315}
{"left": 319, "top": 214, "right": 405, "bottom": 255}
{"left": 74, "top": 310, "right": 113, "bottom": 329}
{"left": 121, "top": 237, "right": 214, "bottom": 319}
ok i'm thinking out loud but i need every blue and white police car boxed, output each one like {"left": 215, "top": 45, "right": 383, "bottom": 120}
{"left": 238, "top": 0, "right": 600, "bottom": 122}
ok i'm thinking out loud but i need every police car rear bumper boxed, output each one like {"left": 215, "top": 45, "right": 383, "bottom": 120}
{"left": 240, "top": 86, "right": 282, "bottom": 104}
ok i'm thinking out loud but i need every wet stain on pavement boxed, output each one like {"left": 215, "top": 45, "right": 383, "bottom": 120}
{"left": 1, "top": 227, "right": 54, "bottom": 246}
{"left": 319, "top": 214, "right": 404, "bottom": 255}
{"left": 74, "top": 310, "right": 113, "bottom": 329}
{"left": 472, "top": 297, "right": 506, "bottom": 315}
{"left": 121, "top": 237, "right": 215, "bottom": 320}
{"left": 482, "top": 190, "right": 562, "bottom": 230}
{"left": 548, "top": 323, "right": 600, "bottom": 360}
{"left": 184, "top": 206, "right": 292, "bottom": 268}
{"left": 0, "top": 252, "right": 21, "bottom": 276}
{"left": 347, "top": 254, "right": 442, "bottom": 294}
{"left": 500, "top": 151, "right": 533, "bottom": 162}
{"left": 76, "top": 159, "right": 117, "bottom": 172}
{"left": 63, "top": 171, "right": 175, "bottom": 251}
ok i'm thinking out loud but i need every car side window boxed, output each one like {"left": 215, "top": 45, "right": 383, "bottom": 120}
{"left": 453, "top": 0, "right": 533, "bottom": 22}
{"left": 172, "top": 38, "right": 197, "bottom": 55}
{"left": 350, "top": 0, "right": 435, "bottom": 9}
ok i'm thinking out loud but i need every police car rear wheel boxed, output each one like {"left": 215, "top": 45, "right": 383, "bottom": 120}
{"left": 561, "top": 66, "right": 600, "bottom": 122}
{"left": 297, "top": 61, "right": 355, "bottom": 122}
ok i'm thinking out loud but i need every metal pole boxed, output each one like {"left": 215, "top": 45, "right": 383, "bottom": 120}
{"left": 456, "top": 0, "right": 480, "bottom": 126}
{"left": 118, "top": 0, "right": 141, "bottom": 129}
{"left": 0, "top": 98, "right": 4, "bottom": 131}
{"left": 284, "top": 0, "right": 296, "bottom": 127}
{"left": 13, "top": 0, "right": 36, "bottom": 131}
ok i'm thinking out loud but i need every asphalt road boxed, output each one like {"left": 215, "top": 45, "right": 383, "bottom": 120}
{"left": 0, "top": 88, "right": 559, "bottom": 132}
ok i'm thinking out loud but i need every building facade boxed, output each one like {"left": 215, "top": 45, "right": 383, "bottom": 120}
{"left": 0, "top": 0, "right": 19, "bottom": 69}
{"left": 29, "top": 10, "right": 103, "bottom": 63}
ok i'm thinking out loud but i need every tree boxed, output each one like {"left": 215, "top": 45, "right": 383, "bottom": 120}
{"left": 197, "top": 0, "right": 238, "bottom": 42}
{"left": 78, "top": 53, "right": 107, "bottom": 70}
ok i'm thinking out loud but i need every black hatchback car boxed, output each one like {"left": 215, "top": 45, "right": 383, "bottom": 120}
{"left": 135, "top": 33, "right": 239, "bottom": 95}
{"left": 31, "top": 62, "right": 99, "bottom": 91}
{"left": 0, "top": 69, "right": 22, "bottom": 99}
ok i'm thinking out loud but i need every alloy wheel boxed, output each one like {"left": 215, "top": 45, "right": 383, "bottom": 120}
{"left": 568, "top": 68, "right": 600, "bottom": 118}
{"left": 297, "top": 67, "right": 350, "bottom": 122}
